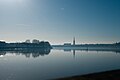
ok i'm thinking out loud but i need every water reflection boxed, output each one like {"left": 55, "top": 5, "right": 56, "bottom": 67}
{"left": 0, "top": 49, "right": 120, "bottom": 80}
{"left": 0, "top": 48, "right": 120, "bottom": 59}
{"left": 0, "top": 48, "right": 51, "bottom": 58}
{"left": 63, "top": 49, "right": 120, "bottom": 59}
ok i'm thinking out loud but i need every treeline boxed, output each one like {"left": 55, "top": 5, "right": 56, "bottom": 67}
{"left": 0, "top": 41, "right": 52, "bottom": 50}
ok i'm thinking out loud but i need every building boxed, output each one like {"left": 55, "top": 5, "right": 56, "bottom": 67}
{"left": 73, "top": 37, "right": 75, "bottom": 46}
{"left": 25, "top": 39, "right": 31, "bottom": 43}
{"left": 64, "top": 43, "right": 71, "bottom": 46}
{"left": 32, "top": 39, "right": 40, "bottom": 44}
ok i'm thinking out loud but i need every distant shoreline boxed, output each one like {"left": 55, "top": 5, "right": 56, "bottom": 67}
{"left": 0, "top": 41, "right": 52, "bottom": 50}
{"left": 55, "top": 69, "right": 120, "bottom": 80}
{"left": 52, "top": 43, "right": 120, "bottom": 52}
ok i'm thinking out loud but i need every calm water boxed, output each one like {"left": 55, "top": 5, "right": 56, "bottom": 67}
{"left": 0, "top": 49, "right": 120, "bottom": 80}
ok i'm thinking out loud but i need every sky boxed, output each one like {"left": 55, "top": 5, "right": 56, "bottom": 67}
{"left": 0, "top": 0, "right": 120, "bottom": 44}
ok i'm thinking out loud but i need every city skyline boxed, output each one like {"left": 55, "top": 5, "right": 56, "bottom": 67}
{"left": 0, "top": 0, "right": 120, "bottom": 44}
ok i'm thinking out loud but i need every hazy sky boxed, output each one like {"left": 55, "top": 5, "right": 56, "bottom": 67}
{"left": 0, "top": 0, "right": 120, "bottom": 44}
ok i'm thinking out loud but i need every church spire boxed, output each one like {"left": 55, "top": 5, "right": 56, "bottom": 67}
{"left": 73, "top": 37, "right": 75, "bottom": 46}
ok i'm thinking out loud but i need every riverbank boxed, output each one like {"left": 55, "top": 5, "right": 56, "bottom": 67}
{"left": 56, "top": 69, "right": 120, "bottom": 80}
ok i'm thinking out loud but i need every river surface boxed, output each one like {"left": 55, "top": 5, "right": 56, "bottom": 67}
{"left": 0, "top": 49, "right": 120, "bottom": 80}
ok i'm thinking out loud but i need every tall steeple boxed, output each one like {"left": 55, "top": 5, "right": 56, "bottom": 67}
{"left": 73, "top": 37, "right": 75, "bottom": 46}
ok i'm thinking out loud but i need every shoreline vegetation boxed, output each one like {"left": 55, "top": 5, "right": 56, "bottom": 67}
{"left": 0, "top": 40, "right": 120, "bottom": 50}
{"left": 56, "top": 69, "right": 120, "bottom": 80}
{"left": 0, "top": 40, "right": 52, "bottom": 51}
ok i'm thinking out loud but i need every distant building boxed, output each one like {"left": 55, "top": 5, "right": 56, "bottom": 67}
{"left": 25, "top": 39, "right": 31, "bottom": 43}
{"left": 64, "top": 43, "right": 71, "bottom": 46}
{"left": 63, "top": 37, "right": 76, "bottom": 46}
{"left": 73, "top": 37, "right": 75, "bottom": 45}
{"left": 32, "top": 39, "right": 39, "bottom": 44}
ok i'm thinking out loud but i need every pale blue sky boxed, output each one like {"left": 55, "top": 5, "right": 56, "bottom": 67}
{"left": 0, "top": 0, "right": 120, "bottom": 44}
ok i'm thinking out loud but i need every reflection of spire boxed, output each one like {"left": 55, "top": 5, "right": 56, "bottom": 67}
{"left": 73, "top": 49, "right": 75, "bottom": 59}
{"left": 73, "top": 37, "right": 75, "bottom": 46}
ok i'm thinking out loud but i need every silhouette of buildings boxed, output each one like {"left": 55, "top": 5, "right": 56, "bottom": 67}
{"left": 73, "top": 37, "right": 75, "bottom": 46}
{"left": 52, "top": 38, "right": 120, "bottom": 52}
{"left": 63, "top": 37, "right": 76, "bottom": 46}
{"left": 25, "top": 39, "right": 31, "bottom": 43}
{"left": 32, "top": 39, "right": 40, "bottom": 43}
{"left": 64, "top": 43, "right": 71, "bottom": 46}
